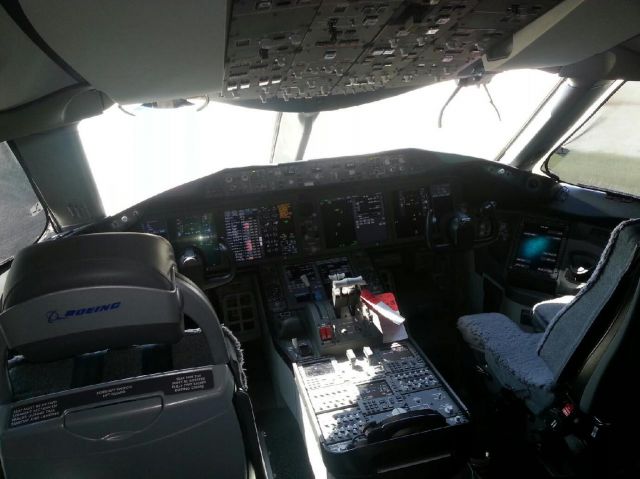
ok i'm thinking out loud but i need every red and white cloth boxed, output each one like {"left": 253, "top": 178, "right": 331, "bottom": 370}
{"left": 360, "top": 289, "right": 408, "bottom": 342}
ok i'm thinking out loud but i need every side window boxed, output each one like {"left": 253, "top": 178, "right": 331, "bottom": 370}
{"left": 0, "top": 142, "right": 47, "bottom": 265}
{"left": 545, "top": 81, "right": 640, "bottom": 196}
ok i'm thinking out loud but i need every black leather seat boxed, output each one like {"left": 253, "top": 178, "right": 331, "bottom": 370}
{"left": 0, "top": 233, "right": 266, "bottom": 479}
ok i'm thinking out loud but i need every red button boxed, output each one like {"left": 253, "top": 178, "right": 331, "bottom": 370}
{"left": 319, "top": 325, "right": 333, "bottom": 341}
{"left": 561, "top": 403, "right": 575, "bottom": 417}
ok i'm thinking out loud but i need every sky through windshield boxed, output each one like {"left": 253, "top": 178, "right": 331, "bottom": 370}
{"left": 80, "top": 69, "right": 558, "bottom": 215}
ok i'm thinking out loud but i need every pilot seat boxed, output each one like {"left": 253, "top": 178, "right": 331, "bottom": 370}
{"left": 458, "top": 218, "right": 640, "bottom": 475}
{"left": 0, "top": 233, "right": 267, "bottom": 478}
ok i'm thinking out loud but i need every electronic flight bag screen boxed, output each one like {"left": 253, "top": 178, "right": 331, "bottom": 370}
{"left": 512, "top": 222, "right": 565, "bottom": 277}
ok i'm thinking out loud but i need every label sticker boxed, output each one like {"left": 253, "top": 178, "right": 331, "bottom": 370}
{"left": 9, "top": 368, "right": 214, "bottom": 429}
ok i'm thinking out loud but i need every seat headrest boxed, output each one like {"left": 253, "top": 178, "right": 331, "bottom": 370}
{"left": 2, "top": 232, "right": 176, "bottom": 310}
{"left": 0, "top": 233, "right": 183, "bottom": 362}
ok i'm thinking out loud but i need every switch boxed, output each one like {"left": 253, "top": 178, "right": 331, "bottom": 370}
{"left": 363, "top": 346, "right": 373, "bottom": 364}
{"left": 319, "top": 325, "right": 334, "bottom": 341}
{"left": 346, "top": 349, "right": 356, "bottom": 366}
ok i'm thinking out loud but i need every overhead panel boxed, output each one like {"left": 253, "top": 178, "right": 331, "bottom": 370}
{"left": 222, "top": 0, "right": 562, "bottom": 106}
{"left": 19, "top": 0, "right": 228, "bottom": 104}
{"left": 483, "top": 0, "right": 640, "bottom": 72}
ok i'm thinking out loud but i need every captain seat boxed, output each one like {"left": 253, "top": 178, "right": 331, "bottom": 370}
{"left": 458, "top": 219, "right": 640, "bottom": 414}
{"left": 0, "top": 233, "right": 266, "bottom": 478}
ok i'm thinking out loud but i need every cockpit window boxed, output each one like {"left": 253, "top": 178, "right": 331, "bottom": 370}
{"left": 0, "top": 142, "right": 47, "bottom": 265}
{"left": 79, "top": 104, "right": 279, "bottom": 215}
{"left": 305, "top": 69, "right": 559, "bottom": 161}
{"left": 79, "top": 69, "right": 558, "bottom": 216}
{"left": 545, "top": 81, "right": 640, "bottom": 197}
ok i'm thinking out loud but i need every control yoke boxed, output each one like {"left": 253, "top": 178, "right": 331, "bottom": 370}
{"left": 178, "top": 240, "right": 236, "bottom": 290}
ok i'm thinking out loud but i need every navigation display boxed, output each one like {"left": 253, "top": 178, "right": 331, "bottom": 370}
{"left": 173, "top": 213, "right": 220, "bottom": 269}
{"left": 320, "top": 197, "right": 356, "bottom": 249}
{"left": 512, "top": 222, "right": 565, "bottom": 276}
{"left": 395, "top": 189, "right": 428, "bottom": 238}
{"left": 224, "top": 203, "right": 298, "bottom": 262}
{"left": 321, "top": 193, "right": 387, "bottom": 249}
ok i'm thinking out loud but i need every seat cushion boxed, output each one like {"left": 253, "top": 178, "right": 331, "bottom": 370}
{"left": 532, "top": 295, "right": 574, "bottom": 330}
{"left": 458, "top": 313, "right": 554, "bottom": 413}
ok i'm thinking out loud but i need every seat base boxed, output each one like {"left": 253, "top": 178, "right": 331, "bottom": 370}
{"left": 458, "top": 314, "right": 554, "bottom": 413}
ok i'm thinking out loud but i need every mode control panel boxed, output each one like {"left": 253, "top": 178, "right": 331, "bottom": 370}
{"left": 294, "top": 341, "right": 469, "bottom": 452}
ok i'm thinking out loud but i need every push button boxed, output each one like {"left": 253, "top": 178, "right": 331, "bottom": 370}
{"left": 319, "top": 325, "right": 334, "bottom": 341}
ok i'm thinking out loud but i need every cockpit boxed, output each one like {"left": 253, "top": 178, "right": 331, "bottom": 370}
{"left": 1, "top": 1, "right": 640, "bottom": 478}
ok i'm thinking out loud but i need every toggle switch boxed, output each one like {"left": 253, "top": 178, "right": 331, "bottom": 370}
{"left": 346, "top": 349, "right": 356, "bottom": 366}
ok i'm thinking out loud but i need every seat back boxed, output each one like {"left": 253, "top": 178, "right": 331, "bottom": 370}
{"left": 569, "top": 256, "right": 640, "bottom": 417}
{"left": 0, "top": 233, "right": 248, "bottom": 479}
{"left": 537, "top": 219, "right": 640, "bottom": 382}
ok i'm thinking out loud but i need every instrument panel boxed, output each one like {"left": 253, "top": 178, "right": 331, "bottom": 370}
{"left": 140, "top": 213, "right": 221, "bottom": 273}
{"left": 126, "top": 151, "right": 536, "bottom": 268}
{"left": 137, "top": 180, "right": 462, "bottom": 267}
{"left": 222, "top": 0, "right": 562, "bottom": 108}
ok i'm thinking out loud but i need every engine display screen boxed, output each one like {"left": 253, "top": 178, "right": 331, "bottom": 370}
{"left": 512, "top": 222, "right": 565, "bottom": 276}
{"left": 173, "top": 213, "right": 220, "bottom": 268}
{"left": 224, "top": 203, "right": 298, "bottom": 262}
{"left": 321, "top": 193, "right": 387, "bottom": 249}
{"left": 395, "top": 189, "right": 428, "bottom": 238}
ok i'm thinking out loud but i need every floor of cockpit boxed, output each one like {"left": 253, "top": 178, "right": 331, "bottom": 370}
{"left": 244, "top": 341, "right": 315, "bottom": 479}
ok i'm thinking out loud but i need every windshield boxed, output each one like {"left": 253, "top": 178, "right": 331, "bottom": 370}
{"left": 80, "top": 69, "right": 558, "bottom": 215}
{"left": 79, "top": 104, "right": 279, "bottom": 215}
{"left": 305, "top": 69, "right": 558, "bottom": 161}
{"left": 545, "top": 81, "right": 640, "bottom": 197}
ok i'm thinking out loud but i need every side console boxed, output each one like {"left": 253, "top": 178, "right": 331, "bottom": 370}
{"left": 294, "top": 341, "right": 470, "bottom": 478}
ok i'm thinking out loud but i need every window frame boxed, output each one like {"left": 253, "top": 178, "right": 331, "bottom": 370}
{"left": 539, "top": 80, "right": 639, "bottom": 198}
{"left": 0, "top": 141, "right": 51, "bottom": 268}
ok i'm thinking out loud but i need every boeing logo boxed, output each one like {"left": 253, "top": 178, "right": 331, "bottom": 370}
{"left": 46, "top": 302, "right": 122, "bottom": 323}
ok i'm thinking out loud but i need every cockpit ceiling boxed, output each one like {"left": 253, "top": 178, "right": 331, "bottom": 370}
{"left": 3, "top": 0, "right": 640, "bottom": 128}
{"left": 222, "top": 0, "right": 563, "bottom": 108}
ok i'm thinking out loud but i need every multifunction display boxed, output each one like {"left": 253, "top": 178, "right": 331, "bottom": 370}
{"left": 512, "top": 221, "right": 566, "bottom": 277}
{"left": 321, "top": 193, "right": 387, "bottom": 249}
{"left": 394, "top": 189, "right": 428, "bottom": 238}
{"left": 224, "top": 203, "right": 298, "bottom": 262}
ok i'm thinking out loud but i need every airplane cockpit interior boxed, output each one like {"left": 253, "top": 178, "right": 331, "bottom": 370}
{"left": 2, "top": 1, "right": 640, "bottom": 478}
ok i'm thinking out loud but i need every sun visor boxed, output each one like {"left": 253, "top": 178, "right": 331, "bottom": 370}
{"left": 483, "top": 0, "right": 640, "bottom": 73}
{"left": 19, "top": 0, "right": 227, "bottom": 104}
